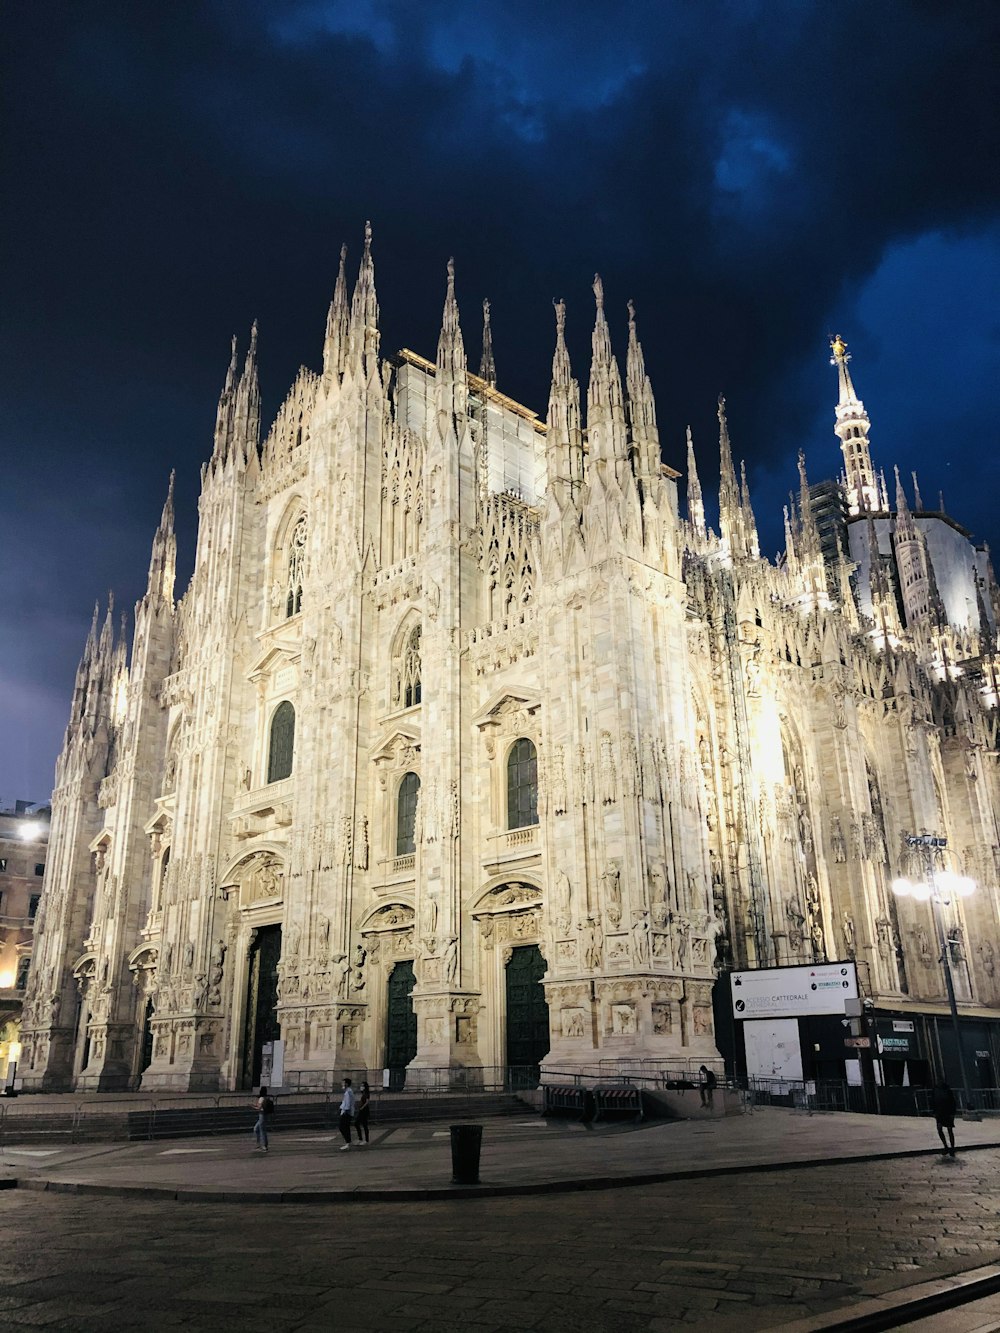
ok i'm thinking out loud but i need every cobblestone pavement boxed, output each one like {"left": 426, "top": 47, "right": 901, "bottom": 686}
{"left": 1, "top": 1150, "right": 999, "bottom": 1331}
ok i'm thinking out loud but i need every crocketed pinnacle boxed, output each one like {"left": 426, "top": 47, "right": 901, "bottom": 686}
{"left": 479, "top": 298, "right": 496, "bottom": 387}
{"left": 686, "top": 426, "right": 705, "bottom": 535}
{"left": 587, "top": 274, "right": 626, "bottom": 466}
{"left": 146, "top": 471, "right": 177, "bottom": 605}
{"left": 231, "top": 321, "right": 260, "bottom": 460}
{"left": 625, "top": 299, "right": 660, "bottom": 487}
{"left": 212, "top": 335, "right": 240, "bottom": 463}
{"left": 435, "top": 257, "right": 468, "bottom": 424}
{"left": 323, "top": 242, "right": 350, "bottom": 382}
{"left": 718, "top": 395, "right": 740, "bottom": 521}
{"left": 347, "top": 221, "right": 379, "bottom": 374}
{"left": 546, "top": 298, "right": 584, "bottom": 491}
{"left": 717, "top": 396, "right": 758, "bottom": 561}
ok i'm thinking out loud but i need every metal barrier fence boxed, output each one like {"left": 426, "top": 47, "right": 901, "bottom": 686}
{"left": 737, "top": 1077, "right": 1000, "bottom": 1118}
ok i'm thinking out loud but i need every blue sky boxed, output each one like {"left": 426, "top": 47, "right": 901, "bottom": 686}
{"left": 0, "top": 0, "right": 997, "bottom": 802}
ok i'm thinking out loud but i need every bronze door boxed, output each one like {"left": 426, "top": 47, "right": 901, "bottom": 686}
{"left": 505, "top": 944, "right": 549, "bottom": 1086}
{"left": 242, "top": 924, "right": 282, "bottom": 1088}
{"left": 385, "top": 960, "right": 417, "bottom": 1089}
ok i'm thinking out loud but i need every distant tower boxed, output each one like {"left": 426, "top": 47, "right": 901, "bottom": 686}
{"left": 831, "top": 335, "right": 878, "bottom": 516}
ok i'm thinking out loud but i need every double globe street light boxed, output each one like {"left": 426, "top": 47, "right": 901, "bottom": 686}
{"left": 891, "top": 832, "right": 981, "bottom": 1120}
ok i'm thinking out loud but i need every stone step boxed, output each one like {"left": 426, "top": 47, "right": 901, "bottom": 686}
{"left": 0, "top": 1093, "right": 534, "bottom": 1144}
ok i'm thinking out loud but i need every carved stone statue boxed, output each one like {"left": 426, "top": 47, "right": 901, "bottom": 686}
{"left": 316, "top": 915, "right": 330, "bottom": 960}
{"left": 632, "top": 911, "right": 650, "bottom": 967}
{"left": 330, "top": 953, "right": 350, "bottom": 1000}
{"left": 553, "top": 870, "right": 572, "bottom": 934}
{"left": 830, "top": 814, "right": 847, "bottom": 864}
{"left": 979, "top": 939, "right": 996, "bottom": 979}
{"left": 602, "top": 864, "right": 622, "bottom": 929}
{"left": 842, "top": 911, "right": 856, "bottom": 960}
{"left": 443, "top": 935, "right": 459, "bottom": 984}
{"left": 875, "top": 915, "right": 892, "bottom": 962}
{"left": 810, "top": 919, "right": 825, "bottom": 962}
{"left": 582, "top": 918, "right": 603, "bottom": 970}
{"left": 785, "top": 897, "right": 806, "bottom": 952}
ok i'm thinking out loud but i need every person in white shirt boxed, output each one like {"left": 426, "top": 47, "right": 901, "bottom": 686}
{"left": 338, "top": 1078, "right": 356, "bottom": 1150}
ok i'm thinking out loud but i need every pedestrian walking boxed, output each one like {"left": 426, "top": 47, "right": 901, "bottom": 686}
{"left": 253, "top": 1085, "right": 274, "bottom": 1152}
{"left": 338, "top": 1077, "right": 356, "bottom": 1150}
{"left": 354, "top": 1080, "right": 371, "bottom": 1144}
{"left": 699, "top": 1065, "right": 717, "bottom": 1109}
{"left": 932, "top": 1079, "right": 957, "bottom": 1157}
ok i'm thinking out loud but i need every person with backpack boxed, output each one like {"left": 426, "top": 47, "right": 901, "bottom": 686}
{"left": 354, "top": 1080, "right": 371, "bottom": 1145}
{"left": 253, "top": 1085, "right": 274, "bottom": 1152}
{"left": 699, "top": 1065, "right": 717, "bottom": 1109}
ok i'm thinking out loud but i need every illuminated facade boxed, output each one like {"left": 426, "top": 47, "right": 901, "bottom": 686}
{"left": 19, "top": 233, "right": 1000, "bottom": 1092}
{"left": 0, "top": 805, "right": 49, "bottom": 1082}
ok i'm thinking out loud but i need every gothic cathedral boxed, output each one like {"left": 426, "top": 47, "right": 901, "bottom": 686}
{"left": 20, "top": 226, "right": 1000, "bottom": 1091}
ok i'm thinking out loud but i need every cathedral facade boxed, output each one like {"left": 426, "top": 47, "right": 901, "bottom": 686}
{"left": 19, "top": 228, "right": 1000, "bottom": 1092}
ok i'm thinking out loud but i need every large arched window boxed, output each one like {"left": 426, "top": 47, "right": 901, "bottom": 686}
{"left": 267, "top": 701, "right": 296, "bottom": 783}
{"left": 507, "top": 738, "right": 538, "bottom": 829}
{"left": 286, "top": 516, "right": 306, "bottom": 618}
{"left": 396, "top": 772, "right": 420, "bottom": 856}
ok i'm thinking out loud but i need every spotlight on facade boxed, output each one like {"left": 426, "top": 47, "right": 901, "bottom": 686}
{"left": 18, "top": 821, "right": 46, "bottom": 842}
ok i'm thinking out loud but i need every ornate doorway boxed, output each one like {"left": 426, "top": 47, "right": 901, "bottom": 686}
{"left": 505, "top": 944, "right": 549, "bottom": 1085}
{"left": 385, "top": 960, "right": 417, "bottom": 1089}
{"left": 242, "top": 924, "right": 282, "bottom": 1089}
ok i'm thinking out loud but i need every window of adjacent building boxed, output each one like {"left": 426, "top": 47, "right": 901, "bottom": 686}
{"left": 267, "top": 701, "right": 296, "bottom": 783}
{"left": 0, "top": 858, "right": 6, "bottom": 872}
{"left": 396, "top": 772, "right": 420, "bottom": 856}
{"left": 29, "top": 894, "right": 40, "bottom": 920}
{"left": 286, "top": 515, "right": 306, "bottom": 618}
{"left": 16, "top": 955, "right": 30, "bottom": 990}
{"left": 34, "top": 863, "right": 44, "bottom": 876}
{"left": 506, "top": 737, "right": 539, "bottom": 829}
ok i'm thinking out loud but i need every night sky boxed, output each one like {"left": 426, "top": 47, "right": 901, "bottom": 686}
{"left": 1, "top": 1, "right": 998, "bottom": 805}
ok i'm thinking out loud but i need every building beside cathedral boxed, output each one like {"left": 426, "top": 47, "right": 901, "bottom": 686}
{"left": 19, "top": 228, "right": 1000, "bottom": 1095}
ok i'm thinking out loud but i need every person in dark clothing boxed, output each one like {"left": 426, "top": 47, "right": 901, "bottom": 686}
{"left": 932, "top": 1079, "right": 957, "bottom": 1157}
{"left": 354, "top": 1080, "right": 371, "bottom": 1144}
{"left": 699, "top": 1065, "right": 717, "bottom": 1108}
{"left": 338, "top": 1077, "right": 356, "bottom": 1150}
{"left": 253, "top": 1085, "right": 274, "bottom": 1152}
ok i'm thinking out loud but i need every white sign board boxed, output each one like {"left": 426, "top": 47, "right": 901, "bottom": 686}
{"left": 744, "top": 1018, "right": 804, "bottom": 1084}
{"left": 730, "top": 962, "right": 858, "bottom": 1019}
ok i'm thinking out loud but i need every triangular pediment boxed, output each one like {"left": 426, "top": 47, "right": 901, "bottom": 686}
{"left": 370, "top": 722, "right": 422, "bottom": 764}
{"left": 472, "top": 686, "right": 542, "bottom": 731}
{"left": 247, "top": 641, "right": 299, "bottom": 681}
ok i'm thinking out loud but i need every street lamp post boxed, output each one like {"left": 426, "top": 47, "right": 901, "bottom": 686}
{"left": 891, "top": 833, "right": 981, "bottom": 1121}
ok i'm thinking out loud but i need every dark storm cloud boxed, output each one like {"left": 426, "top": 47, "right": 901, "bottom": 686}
{"left": 1, "top": 0, "right": 998, "bottom": 799}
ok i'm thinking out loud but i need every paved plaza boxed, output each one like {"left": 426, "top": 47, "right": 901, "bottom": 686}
{"left": 1, "top": 1109, "right": 1000, "bottom": 1329}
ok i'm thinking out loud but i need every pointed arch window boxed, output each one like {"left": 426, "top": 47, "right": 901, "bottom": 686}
{"left": 267, "top": 701, "right": 295, "bottom": 783}
{"left": 396, "top": 772, "right": 420, "bottom": 856}
{"left": 155, "top": 844, "right": 171, "bottom": 913}
{"left": 507, "top": 737, "right": 538, "bottom": 830}
{"left": 286, "top": 516, "right": 307, "bottom": 618}
{"left": 398, "top": 624, "right": 421, "bottom": 709}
